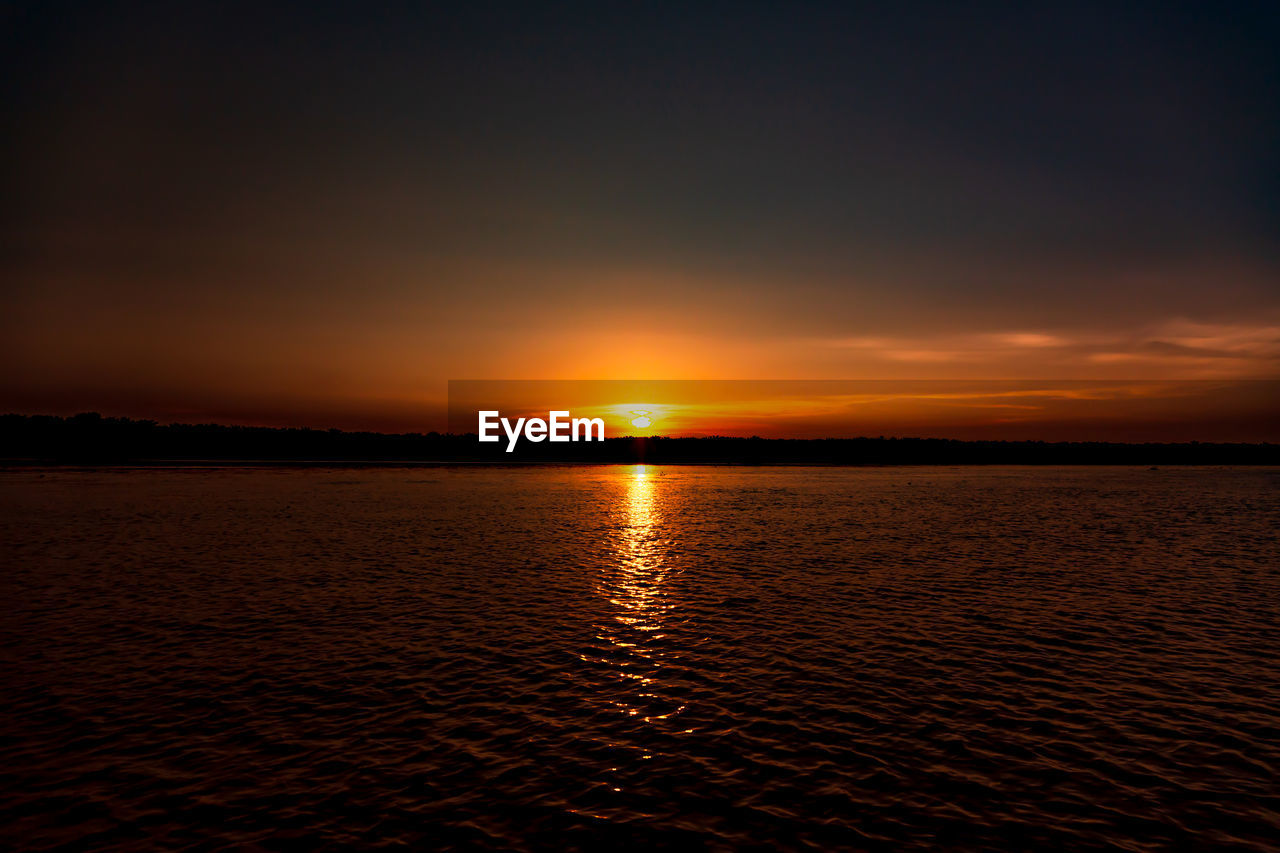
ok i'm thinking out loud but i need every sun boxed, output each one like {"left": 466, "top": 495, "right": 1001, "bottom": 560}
{"left": 602, "top": 403, "right": 667, "bottom": 433}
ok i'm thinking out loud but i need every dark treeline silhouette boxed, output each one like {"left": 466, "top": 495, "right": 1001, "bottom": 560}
{"left": 3, "top": 413, "right": 1277, "bottom": 465}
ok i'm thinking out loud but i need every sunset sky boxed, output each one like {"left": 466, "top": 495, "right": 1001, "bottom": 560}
{"left": 3, "top": 2, "right": 1278, "bottom": 437}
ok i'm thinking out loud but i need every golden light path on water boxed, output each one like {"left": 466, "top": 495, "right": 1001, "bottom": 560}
{"left": 595, "top": 465, "right": 688, "bottom": 736}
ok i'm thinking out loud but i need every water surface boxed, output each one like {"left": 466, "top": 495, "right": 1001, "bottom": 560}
{"left": 2, "top": 466, "right": 1278, "bottom": 849}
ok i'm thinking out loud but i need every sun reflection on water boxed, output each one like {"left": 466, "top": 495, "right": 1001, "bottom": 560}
{"left": 592, "top": 465, "right": 687, "bottom": 732}
{"left": 613, "top": 465, "right": 668, "bottom": 627}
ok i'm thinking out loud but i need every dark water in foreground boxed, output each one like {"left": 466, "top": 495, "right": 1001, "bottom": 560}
{"left": 1, "top": 466, "right": 1278, "bottom": 850}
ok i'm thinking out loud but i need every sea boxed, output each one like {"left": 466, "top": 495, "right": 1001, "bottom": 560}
{"left": 2, "top": 465, "right": 1278, "bottom": 850}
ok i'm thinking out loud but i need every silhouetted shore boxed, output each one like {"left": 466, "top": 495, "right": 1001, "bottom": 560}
{"left": 2, "top": 413, "right": 1277, "bottom": 466}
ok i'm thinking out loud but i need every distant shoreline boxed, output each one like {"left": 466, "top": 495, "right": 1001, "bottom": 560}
{"left": 6, "top": 459, "right": 1278, "bottom": 468}
{"left": 3, "top": 414, "right": 1277, "bottom": 466}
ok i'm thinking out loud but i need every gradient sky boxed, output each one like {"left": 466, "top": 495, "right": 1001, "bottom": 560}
{"left": 3, "top": 1, "right": 1278, "bottom": 436}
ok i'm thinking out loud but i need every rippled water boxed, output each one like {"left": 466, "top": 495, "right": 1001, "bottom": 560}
{"left": 2, "top": 465, "right": 1279, "bottom": 850}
